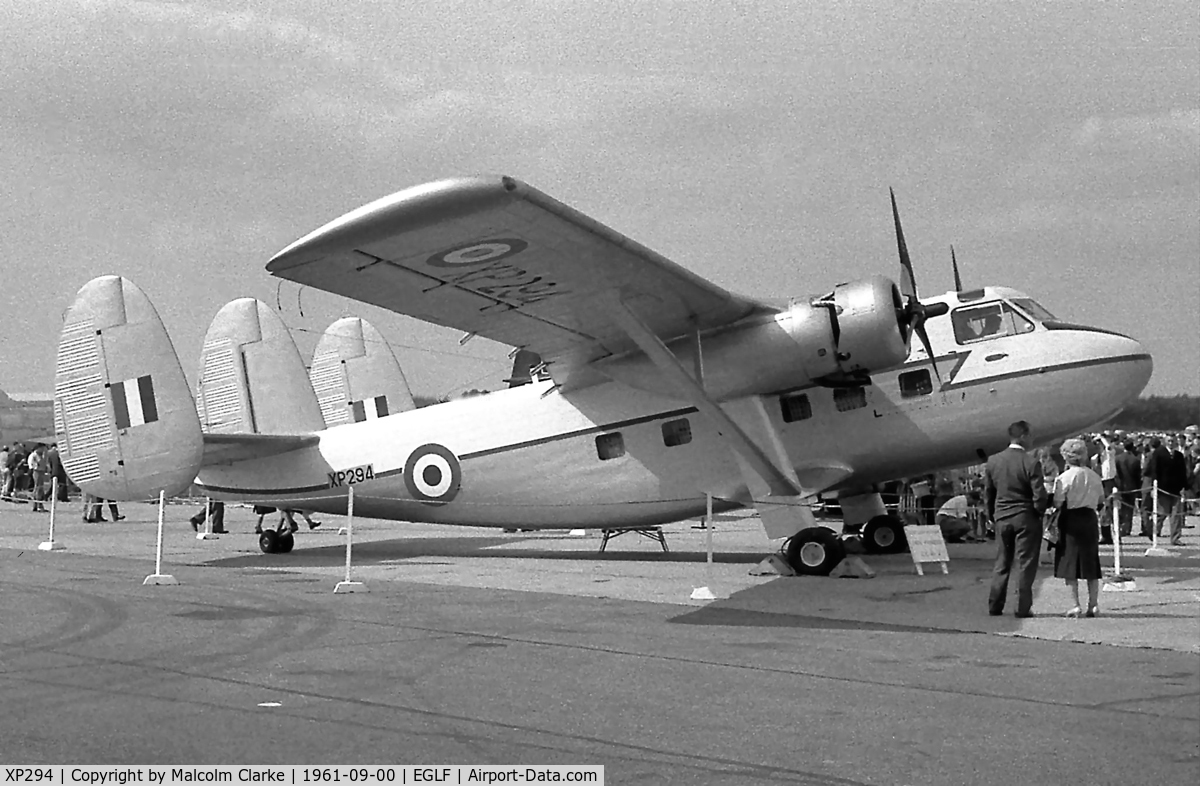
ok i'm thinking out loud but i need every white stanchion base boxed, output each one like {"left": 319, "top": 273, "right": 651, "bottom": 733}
{"left": 334, "top": 580, "right": 367, "bottom": 594}
{"left": 1103, "top": 575, "right": 1139, "bottom": 592}
{"left": 143, "top": 574, "right": 179, "bottom": 585}
{"left": 37, "top": 540, "right": 66, "bottom": 551}
{"left": 690, "top": 586, "right": 717, "bottom": 600}
{"left": 1144, "top": 546, "right": 1174, "bottom": 557}
{"left": 196, "top": 532, "right": 220, "bottom": 540}
{"left": 568, "top": 529, "right": 588, "bottom": 537}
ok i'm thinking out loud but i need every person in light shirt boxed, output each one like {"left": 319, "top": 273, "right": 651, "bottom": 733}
{"left": 935, "top": 490, "right": 981, "bottom": 542}
{"left": 1052, "top": 438, "right": 1105, "bottom": 618}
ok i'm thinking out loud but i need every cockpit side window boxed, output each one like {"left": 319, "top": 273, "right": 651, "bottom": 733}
{"left": 951, "top": 302, "right": 1035, "bottom": 344}
{"left": 1011, "top": 298, "right": 1057, "bottom": 322}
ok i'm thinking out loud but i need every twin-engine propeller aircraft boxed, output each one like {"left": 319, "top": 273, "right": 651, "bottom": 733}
{"left": 53, "top": 176, "right": 1152, "bottom": 572}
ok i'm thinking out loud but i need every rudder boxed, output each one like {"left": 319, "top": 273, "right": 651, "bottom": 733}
{"left": 309, "top": 317, "right": 415, "bottom": 427}
{"left": 196, "top": 298, "right": 324, "bottom": 435}
{"left": 54, "top": 276, "right": 204, "bottom": 500}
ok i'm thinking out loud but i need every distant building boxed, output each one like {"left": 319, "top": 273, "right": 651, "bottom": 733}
{"left": 0, "top": 388, "right": 55, "bottom": 446}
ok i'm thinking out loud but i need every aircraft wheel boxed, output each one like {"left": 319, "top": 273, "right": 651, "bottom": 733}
{"left": 277, "top": 531, "right": 295, "bottom": 554}
{"left": 785, "top": 528, "right": 846, "bottom": 576}
{"left": 862, "top": 515, "right": 908, "bottom": 554}
{"left": 258, "top": 529, "right": 280, "bottom": 554}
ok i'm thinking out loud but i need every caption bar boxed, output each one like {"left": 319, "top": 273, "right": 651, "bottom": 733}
{"left": 3, "top": 769, "right": 602, "bottom": 786}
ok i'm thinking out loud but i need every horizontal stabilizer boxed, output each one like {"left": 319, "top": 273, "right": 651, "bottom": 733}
{"left": 202, "top": 432, "right": 320, "bottom": 465}
{"left": 54, "top": 276, "right": 204, "bottom": 499}
{"left": 309, "top": 317, "right": 415, "bottom": 427}
{"left": 197, "top": 298, "right": 324, "bottom": 435}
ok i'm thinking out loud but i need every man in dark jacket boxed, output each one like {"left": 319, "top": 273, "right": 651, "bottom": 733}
{"left": 985, "top": 420, "right": 1049, "bottom": 618}
{"left": 1145, "top": 436, "right": 1187, "bottom": 545}
{"left": 1113, "top": 440, "right": 1142, "bottom": 538}
{"left": 47, "top": 444, "right": 69, "bottom": 502}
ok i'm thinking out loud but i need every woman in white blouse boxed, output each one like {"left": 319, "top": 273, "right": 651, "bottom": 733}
{"left": 1053, "top": 438, "right": 1105, "bottom": 617}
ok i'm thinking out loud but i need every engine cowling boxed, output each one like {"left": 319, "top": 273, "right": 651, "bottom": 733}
{"left": 592, "top": 274, "right": 914, "bottom": 401}
{"left": 811, "top": 275, "right": 909, "bottom": 380}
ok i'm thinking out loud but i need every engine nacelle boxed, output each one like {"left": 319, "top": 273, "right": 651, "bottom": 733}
{"left": 814, "top": 275, "right": 909, "bottom": 378}
{"left": 592, "top": 274, "right": 913, "bottom": 401}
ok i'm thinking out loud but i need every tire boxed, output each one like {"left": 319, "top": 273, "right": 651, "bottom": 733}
{"left": 785, "top": 528, "right": 847, "bottom": 575}
{"left": 258, "top": 529, "right": 280, "bottom": 554}
{"left": 277, "top": 530, "right": 295, "bottom": 554}
{"left": 862, "top": 514, "right": 908, "bottom": 554}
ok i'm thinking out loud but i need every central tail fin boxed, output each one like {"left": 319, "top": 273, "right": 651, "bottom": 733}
{"left": 196, "top": 298, "right": 324, "bottom": 434}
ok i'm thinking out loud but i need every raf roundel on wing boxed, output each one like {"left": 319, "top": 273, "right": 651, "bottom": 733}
{"left": 428, "top": 239, "right": 528, "bottom": 267}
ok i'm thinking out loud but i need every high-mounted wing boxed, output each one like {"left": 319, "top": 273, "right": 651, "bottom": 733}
{"left": 267, "top": 176, "right": 776, "bottom": 387}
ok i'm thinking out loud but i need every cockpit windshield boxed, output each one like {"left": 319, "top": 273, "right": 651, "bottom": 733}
{"left": 951, "top": 301, "right": 1035, "bottom": 344}
{"left": 1010, "top": 298, "right": 1057, "bottom": 322}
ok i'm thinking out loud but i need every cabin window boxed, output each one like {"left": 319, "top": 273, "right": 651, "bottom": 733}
{"left": 899, "top": 369, "right": 933, "bottom": 398}
{"left": 1011, "top": 298, "right": 1057, "bottom": 322}
{"left": 595, "top": 432, "right": 625, "bottom": 460}
{"left": 662, "top": 418, "right": 692, "bottom": 447}
{"left": 951, "top": 302, "right": 1035, "bottom": 345}
{"left": 780, "top": 392, "right": 813, "bottom": 423}
{"left": 833, "top": 386, "right": 867, "bottom": 412}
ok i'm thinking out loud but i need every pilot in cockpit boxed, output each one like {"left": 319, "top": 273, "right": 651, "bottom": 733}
{"left": 980, "top": 311, "right": 1003, "bottom": 338}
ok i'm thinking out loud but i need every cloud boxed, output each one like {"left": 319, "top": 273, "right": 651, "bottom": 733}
{"left": 1071, "top": 109, "right": 1200, "bottom": 151}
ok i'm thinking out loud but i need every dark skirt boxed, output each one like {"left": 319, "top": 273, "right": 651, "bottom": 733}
{"left": 1054, "top": 507, "right": 1102, "bottom": 581}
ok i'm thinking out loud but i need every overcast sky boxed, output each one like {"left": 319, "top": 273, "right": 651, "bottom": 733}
{"left": 2, "top": 0, "right": 1197, "bottom": 401}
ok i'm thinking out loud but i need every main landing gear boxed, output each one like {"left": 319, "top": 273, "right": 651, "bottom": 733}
{"left": 779, "top": 492, "right": 908, "bottom": 575}
{"left": 860, "top": 514, "right": 908, "bottom": 554}
{"left": 784, "top": 528, "right": 846, "bottom": 575}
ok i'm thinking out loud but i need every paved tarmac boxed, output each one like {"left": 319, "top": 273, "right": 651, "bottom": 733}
{"left": 1, "top": 499, "right": 1198, "bottom": 785}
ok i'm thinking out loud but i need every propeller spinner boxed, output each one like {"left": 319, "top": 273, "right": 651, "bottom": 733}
{"left": 889, "top": 189, "right": 950, "bottom": 381}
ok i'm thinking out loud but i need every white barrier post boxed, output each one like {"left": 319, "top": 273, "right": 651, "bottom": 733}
{"left": 691, "top": 493, "right": 717, "bottom": 600}
{"left": 334, "top": 484, "right": 365, "bottom": 593}
{"left": 38, "top": 477, "right": 66, "bottom": 551}
{"left": 196, "top": 495, "right": 219, "bottom": 540}
{"left": 144, "top": 490, "right": 179, "bottom": 585}
{"left": 1145, "top": 480, "right": 1172, "bottom": 556}
{"left": 1105, "top": 488, "right": 1136, "bottom": 591}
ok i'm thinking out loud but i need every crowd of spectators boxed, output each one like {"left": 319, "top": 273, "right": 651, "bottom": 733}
{"left": 902, "top": 424, "right": 1199, "bottom": 545}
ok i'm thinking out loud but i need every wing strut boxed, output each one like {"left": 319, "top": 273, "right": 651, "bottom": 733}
{"left": 607, "top": 295, "right": 802, "bottom": 498}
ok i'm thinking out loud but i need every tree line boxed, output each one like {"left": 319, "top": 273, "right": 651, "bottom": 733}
{"left": 1107, "top": 395, "right": 1200, "bottom": 431}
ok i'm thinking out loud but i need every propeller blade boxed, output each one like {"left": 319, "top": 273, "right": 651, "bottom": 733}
{"left": 951, "top": 245, "right": 963, "bottom": 292}
{"left": 915, "top": 321, "right": 942, "bottom": 385}
{"left": 890, "top": 188, "right": 916, "bottom": 300}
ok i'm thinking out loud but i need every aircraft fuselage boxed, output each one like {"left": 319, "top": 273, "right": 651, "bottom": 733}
{"left": 194, "top": 286, "right": 1152, "bottom": 529}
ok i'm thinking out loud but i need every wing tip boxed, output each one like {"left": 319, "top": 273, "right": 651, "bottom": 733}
{"left": 267, "top": 175, "right": 524, "bottom": 272}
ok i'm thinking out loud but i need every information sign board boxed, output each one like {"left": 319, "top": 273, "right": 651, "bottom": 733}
{"left": 906, "top": 524, "right": 949, "bottom": 575}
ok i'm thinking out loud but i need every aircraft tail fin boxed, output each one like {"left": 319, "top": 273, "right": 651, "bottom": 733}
{"left": 505, "top": 349, "right": 544, "bottom": 388}
{"left": 309, "top": 317, "right": 415, "bottom": 427}
{"left": 54, "top": 276, "right": 204, "bottom": 499}
{"left": 196, "top": 298, "right": 324, "bottom": 435}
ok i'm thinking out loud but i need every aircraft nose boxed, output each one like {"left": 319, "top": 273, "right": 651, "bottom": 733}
{"left": 1081, "top": 327, "right": 1153, "bottom": 403}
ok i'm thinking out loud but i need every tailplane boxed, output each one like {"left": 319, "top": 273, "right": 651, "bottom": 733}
{"left": 54, "top": 276, "right": 204, "bottom": 499}
{"left": 309, "top": 317, "right": 415, "bottom": 427}
{"left": 196, "top": 298, "right": 324, "bottom": 434}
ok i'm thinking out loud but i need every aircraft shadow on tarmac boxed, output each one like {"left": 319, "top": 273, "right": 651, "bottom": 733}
{"left": 205, "top": 534, "right": 768, "bottom": 568}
